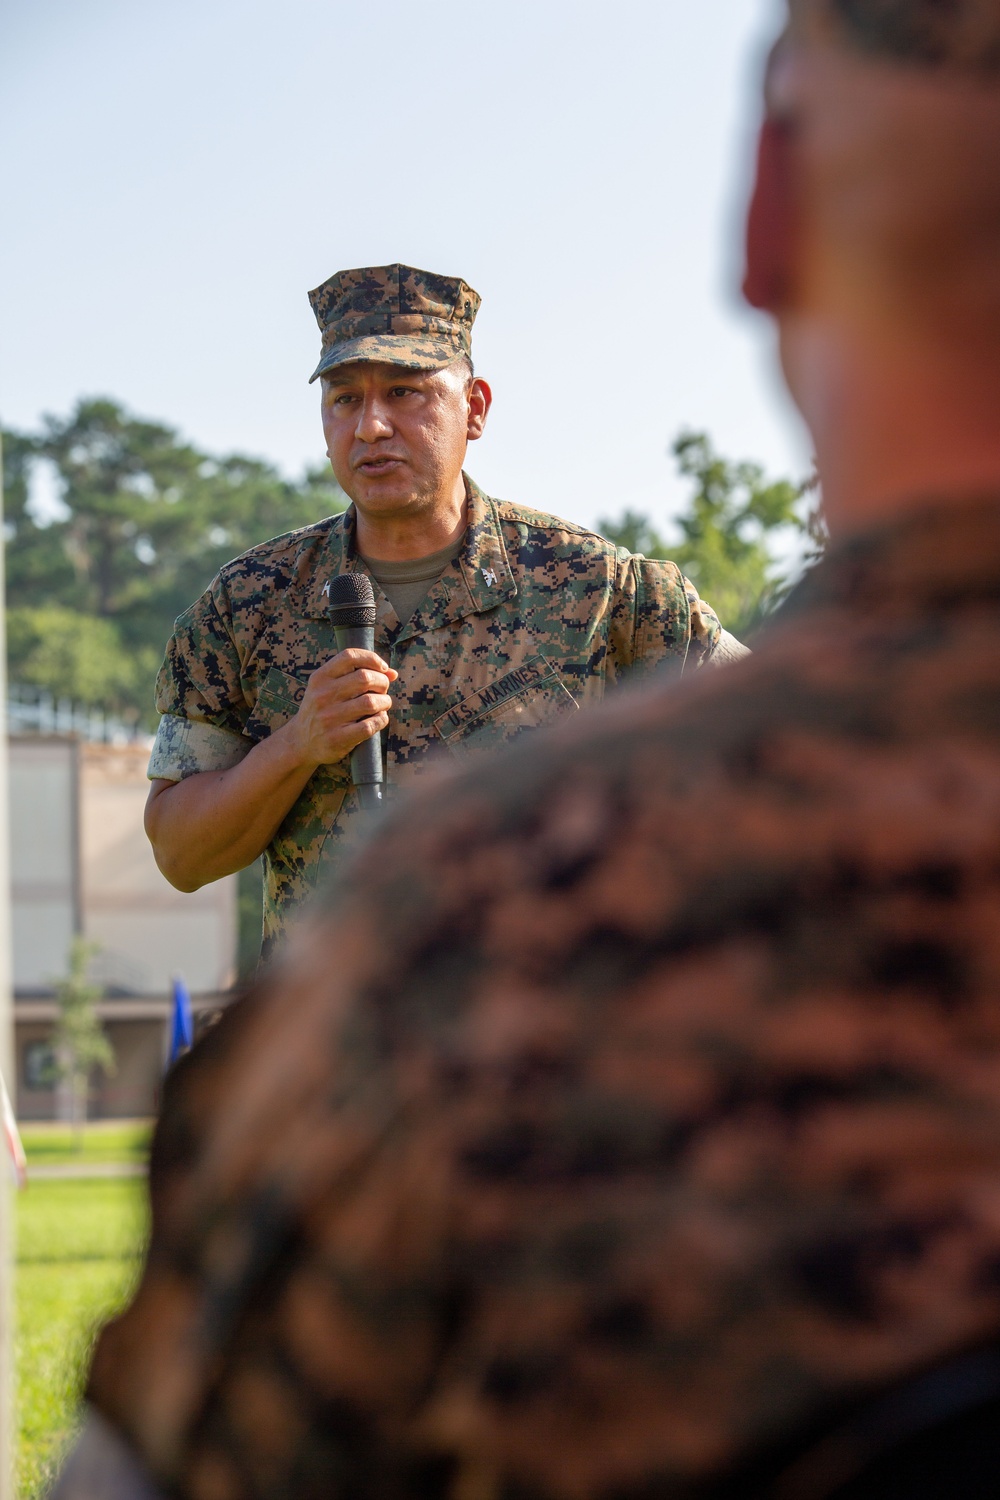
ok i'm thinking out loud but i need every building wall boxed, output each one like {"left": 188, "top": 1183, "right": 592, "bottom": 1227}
{"left": 98, "top": 1019, "right": 167, "bottom": 1118}
{"left": 10, "top": 736, "right": 238, "bottom": 1118}
{"left": 9, "top": 739, "right": 77, "bottom": 993}
{"left": 81, "top": 743, "right": 237, "bottom": 996}
{"left": 15, "top": 1020, "right": 59, "bottom": 1123}
{"left": 15, "top": 1000, "right": 230, "bottom": 1120}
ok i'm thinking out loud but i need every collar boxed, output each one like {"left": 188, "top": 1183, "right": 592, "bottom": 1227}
{"left": 296, "top": 474, "right": 516, "bottom": 631}
{"left": 412, "top": 474, "right": 517, "bottom": 636}
{"left": 292, "top": 514, "right": 350, "bottom": 621}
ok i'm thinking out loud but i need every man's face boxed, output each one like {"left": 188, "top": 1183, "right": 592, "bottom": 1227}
{"left": 320, "top": 360, "right": 490, "bottom": 518}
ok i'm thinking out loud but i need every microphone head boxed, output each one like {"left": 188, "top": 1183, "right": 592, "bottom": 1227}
{"left": 328, "top": 571, "right": 377, "bottom": 628}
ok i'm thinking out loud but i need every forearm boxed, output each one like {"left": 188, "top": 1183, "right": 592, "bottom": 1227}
{"left": 145, "top": 720, "right": 318, "bottom": 891}
{"left": 147, "top": 647, "right": 396, "bottom": 891}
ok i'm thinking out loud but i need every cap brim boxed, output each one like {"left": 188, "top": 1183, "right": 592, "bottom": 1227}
{"left": 309, "top": 333, "right": 464, "bottom": 383}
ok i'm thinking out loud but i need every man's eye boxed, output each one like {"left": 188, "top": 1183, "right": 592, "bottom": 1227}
{"left": 389, "top": 386, "right": 414, "bottom": 398}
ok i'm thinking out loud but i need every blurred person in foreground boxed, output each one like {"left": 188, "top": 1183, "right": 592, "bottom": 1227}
{"left": 56, "top": 1, "right": 1000, "bottom": 1497}
{"left": 144, "top": 263, "right": 741, "bottom": 962}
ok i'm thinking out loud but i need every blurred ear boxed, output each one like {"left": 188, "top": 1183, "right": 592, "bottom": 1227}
{"left": 743, "top": 117, "right": 797, "bottom": 311}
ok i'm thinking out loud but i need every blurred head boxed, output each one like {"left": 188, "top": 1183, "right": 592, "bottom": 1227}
{"left": 320, "top": 357, "right": 491, "bottom": 520}
{"left": 744, "top": 0, "right": 1000, "bottom": 521}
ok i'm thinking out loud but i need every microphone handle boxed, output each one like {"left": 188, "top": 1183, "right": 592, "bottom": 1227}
{"left": 333, "top": 623, "right": 385, "bottom": 810}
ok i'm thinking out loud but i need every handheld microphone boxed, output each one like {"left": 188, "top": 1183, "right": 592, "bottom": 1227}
{"left": 328, "top": 572, "right": 385, "bottom": 811}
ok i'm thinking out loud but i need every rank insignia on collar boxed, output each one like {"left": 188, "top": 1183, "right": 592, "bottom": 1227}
{"left": 482, "top": 567, "right": 497, "bottom": 588}
{"left": 321, "top": 580, "right": 331, "bottom": 598}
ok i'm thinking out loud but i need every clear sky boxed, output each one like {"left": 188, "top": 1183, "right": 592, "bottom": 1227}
{"left": 1, "top": 0, "right": 806, "bottom": 536}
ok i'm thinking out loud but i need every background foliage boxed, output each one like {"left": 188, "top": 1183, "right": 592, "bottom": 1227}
{"left": 51, "top": 939, "right": 115, "bottom": 1142}
{"left": 598, "top": 430, "right": 821, "bottom": 639}
{"left": 3, "top": 397, "right": 346, "bottom": 727}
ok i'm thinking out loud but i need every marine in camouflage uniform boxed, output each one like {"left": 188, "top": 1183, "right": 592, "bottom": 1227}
{"left": 85, "top": 494, "right": 1000, "bottom": 1500}
{"left": 62, "top": 2, "right": 1000, "bottom": 1498}
{"left": 148, "top": 265, "right": 731, "bottom": 955}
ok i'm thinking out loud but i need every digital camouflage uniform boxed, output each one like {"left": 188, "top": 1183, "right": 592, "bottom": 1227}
{"left": 149, "top": 479, "right": 723, "bottom": 955}
{"left": 148, "top": 259, "right": 733, "bottom": 954}
{"left": 91, "top": 492, "right": 1000, "bottom": 1500}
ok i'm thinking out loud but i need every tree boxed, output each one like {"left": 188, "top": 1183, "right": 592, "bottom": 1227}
{"left": 600, "top": 430, "right": 820, "bottom": 638}
{"left": 238, "top": 859, "right": 265, "bottom": 982}
{"left": 52, "top": 939, "right": 116, "bottom": 1148}
{"left": 4, "top": 397, "right": 347, "bottom": 725}
{"left": 6, "top": 606, "right": 143, "bottom": 707}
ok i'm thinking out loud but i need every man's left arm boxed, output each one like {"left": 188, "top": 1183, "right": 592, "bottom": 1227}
{"left": 679, "top": 572, "right": 750, "bottom": 669}
{"left": 610, "top": 552, "right": 749, "bottom": 679}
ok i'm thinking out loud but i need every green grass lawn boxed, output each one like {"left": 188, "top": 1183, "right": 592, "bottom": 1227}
{"left": 19, "top": 1119, "right": 152, "bottom": 1168}
{"left": 15, "top": 1149, "right": 150, "bottom": 1498}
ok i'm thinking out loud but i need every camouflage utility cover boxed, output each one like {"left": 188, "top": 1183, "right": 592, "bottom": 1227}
{"left": 308, "top": 263, "right": 480, "bottom": 382}
{"left": 97, "top": 492, "right": 1000, "bottom": 1499}
{"left": 149, "top": 477, "right": 722, "bottom": 954}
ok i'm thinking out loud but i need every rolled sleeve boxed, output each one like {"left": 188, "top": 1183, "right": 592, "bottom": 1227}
{"left": 608, "top": 553, "right": 690, "bottom": 682}
{"left": 147, "top": 715, "right": 252, "bottom": 783}
{"left": 609, "top": 556, "right": 747, "bottom": 678}
{"left": 149, "top": 578, "right": 256, "bottom": 781}
{"left": 682, "top": 574, "right": 723, "bottom": 669}
{"left": 712, "top": 628, "right": 752, "bottom": 665}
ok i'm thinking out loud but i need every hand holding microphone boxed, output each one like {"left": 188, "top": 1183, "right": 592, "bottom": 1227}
{"left": 288, "top": 573, "right": 395, "bottom": 810}
{"left": 328, "top": 573, "right": 388, "bottom": 810}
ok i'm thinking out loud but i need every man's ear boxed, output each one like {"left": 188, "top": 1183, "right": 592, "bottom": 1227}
{"left": 467, "top": 378, "right": 492, "bottom": 441}
{"left": 743, "top": 117, "right": 797, "bottom": 312}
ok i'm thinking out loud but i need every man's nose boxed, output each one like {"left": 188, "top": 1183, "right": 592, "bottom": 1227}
{"left": 355, "top": 394, "right": 393, "bottom": 443}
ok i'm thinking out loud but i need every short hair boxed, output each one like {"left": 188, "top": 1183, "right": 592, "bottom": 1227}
{"left": 812, "top": 0, "right": 1000, "bottom": 73}
{"left": 453, "top": 353, "right": 475, "bottom": 383}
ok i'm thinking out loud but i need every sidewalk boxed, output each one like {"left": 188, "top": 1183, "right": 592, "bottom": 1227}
{"left": 26, "top": 1162, "right": 146, "bottom": 1180}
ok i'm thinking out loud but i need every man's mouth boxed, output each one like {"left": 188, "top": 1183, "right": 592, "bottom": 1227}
{"left": 356, "top": 456, "right": 404, "bottom": 474}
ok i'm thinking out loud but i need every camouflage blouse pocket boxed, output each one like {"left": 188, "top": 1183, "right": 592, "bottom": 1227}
{"left": 246, "top": 664, "right": 350, "bottom": 802}
{"left": 244, "top": 667, "right": 308, "bottom": 742}
{"left": 433, "top": 655, "right": 579, "bottom": 762}
{"left": 251, "top": 665, "right": 351, "bottom": 888}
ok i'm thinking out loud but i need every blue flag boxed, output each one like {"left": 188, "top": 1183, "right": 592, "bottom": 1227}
{"left": 169, "top": 975, "right": 194, "bottom": 1066}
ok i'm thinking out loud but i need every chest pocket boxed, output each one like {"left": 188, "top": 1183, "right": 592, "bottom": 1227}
{"left": 433, "top": 654, "right": 579, "bottom": 762}
{"left": 244, "top": 666, "right": 349, "bottom": 836}
{"left": 244, "top": 667, "right": 307, "bottom": 741}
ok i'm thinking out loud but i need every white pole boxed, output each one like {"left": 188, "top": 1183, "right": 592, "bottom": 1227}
{"left": 0, "top": 431, "right": 15, "bottom": 1497}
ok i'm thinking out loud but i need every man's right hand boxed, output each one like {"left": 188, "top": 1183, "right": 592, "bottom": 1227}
{"left": 285, "top": 649, "right": 398, "bottom": 771}
{"left": 145, "top": 648, "right": 398, "bottom": 894}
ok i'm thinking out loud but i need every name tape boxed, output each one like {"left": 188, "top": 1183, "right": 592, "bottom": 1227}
{"left": 438, "top": 655, "right": 554, "bottom": 733}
